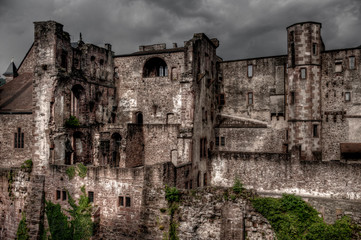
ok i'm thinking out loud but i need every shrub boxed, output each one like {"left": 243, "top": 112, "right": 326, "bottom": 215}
{"left": 165, "top": 185, "right": 180, "bottom": 203}
{"left": 232, "top": 178, "right": 244, "bottom": 194}
{"left": 76, "top": 163, "right": 87, "bottom": 178}
{"left": 16, "top": 213, "right": 29, "bottom": 240}
{"left": 66, "top": 166, "right": 76, "bottom": 180}
{"left": 21, "top": 159, "right": 33, "bottom": 173}
{"left": 65, "top": 115, "right": 80, "bottom": 128}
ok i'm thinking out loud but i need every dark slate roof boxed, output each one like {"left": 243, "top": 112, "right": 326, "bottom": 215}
{"left": 114, "top": 47, "right": 185, "bottom": 58}
{"left": 0, "top": 73, "right": 32, "bottom": 112}
{"left": 3, "top": 61, "right": 18, "bottom": 77}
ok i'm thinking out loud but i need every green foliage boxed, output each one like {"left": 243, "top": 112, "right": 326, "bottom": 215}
{"left": 16, "top": 213, "right": 29, "bottom": 240}
{"left": 45, "top": 186, "right": 93, "bottom": 240}
{"left": 45, "top": 201, "right": 72, "bottom": 240}
{"left": 232, "top": 178, "right": 244, "bottom": 194}
{"left": 65, "top": 115, "right": 80, "bottom": 128}
{"left": 160, "top": 208, "right": 167, "bottom": 213}
{"left": 165, "top": 185, "right": 180, "bottom": 203}
{"left": 67, "top": 186, "right": 93, "bottom": 240}
{"left": 76, "top": 163, "right": 87, "bottom": 178}
{"left": 21, "top": 159, "right": 33, "bottom": 173}
{"left": 66, "top": 166, "right": 76, "bottom": 180}
{"left": 7, "top": 170, "right": 14, "bottom": 198}
{"left": 168, "top": 221, "right": 179, "bottom": 240}
{"left": 251, "top": 194, "right": 356, "bottom": 240}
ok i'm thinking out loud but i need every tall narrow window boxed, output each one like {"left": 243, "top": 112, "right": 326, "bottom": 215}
{"left": 300, "top": 68, "right": 307, "bottom": 79}
{"left": 345, "top": 92, "right": 351, "bottom": 102}
{"left": 56, "top": 190, "right": 61, "bottom": 200}
{"left": 88, "top": 191, "right": 94, "bottom": 203}
{"left": 61, "top": 50, "right": 68, "bottom": 69}
{"left": 218, "top": 94, "right": 225, "bottom": 106}
{"left": 203, "top": 173, "right": 207, "bottom": 186}
{"left": 313, "top": 124, "right": 319, "bottom": 138}
{"left": 119, "top": 196, "right": 124, "bottom": 207}
{"left": 62, "top": 191, "right": 67, "bottom": 201}
{"left": 126, "top": 197, "right": 131, "bottom": 207}
{"left": 221, "top": 137, "right": 225, "bottom": 146}
{"left": 312, "top": 43, "right": 317, "bottom": 55}
{"left": 349, "top": 57, "right": 355, "bottom": 70}
{"left": 135, "top": 112, "right": 143, "bottom": 124}
{"left": 14, "top": 128, "right": 24, "bottom": 148}
{"left": 247, "top": 65, "right": 253, "bottom": 78}
{"left": 290, "top": 91, "right": 295, "bottom": 104}
{"left": 248, "top": 92, "right": 253, "bottom": 105}
{"left": 215, "top": 136, "right": 219, "bottom": 146}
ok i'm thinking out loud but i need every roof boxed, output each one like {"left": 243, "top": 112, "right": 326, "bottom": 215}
{"left": 0, "top": 73, "right": 33, "bottom": 113}
{"left": 114, "top": 47, "right": 185, "bottom": 58}
{"left": 3, "top": 61, "right": 18, "bottom": 77}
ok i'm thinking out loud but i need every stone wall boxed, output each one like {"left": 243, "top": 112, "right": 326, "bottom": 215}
{"left": 0, "top": 114, "right": 33, "bottom": 168}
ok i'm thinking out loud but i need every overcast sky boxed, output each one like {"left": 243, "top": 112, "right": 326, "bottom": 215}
{"left": 1, "top": 0, "right": 360, "bottom": 77}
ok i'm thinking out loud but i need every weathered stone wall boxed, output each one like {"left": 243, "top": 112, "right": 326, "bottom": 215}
{"left": 0, "top": 168, "right": 31, "bottom": 240}
{"left": 0, "top": 114, "right": 33, "bottom": 168}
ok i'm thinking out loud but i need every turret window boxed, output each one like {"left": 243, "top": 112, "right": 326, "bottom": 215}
{"left": 247, "top": 65, "right": 253, "bottom": 78}
{"left": 300, "top": 68, "right": 307, "bottom": 79}
{"left": 345, "top": 92, "right": 351, "bottom": 101}
{"left": 248, "top": 92, "right": 253, "bottom": 105}
{"left": 312, "top": 43, "right": 318, "bottom": 55}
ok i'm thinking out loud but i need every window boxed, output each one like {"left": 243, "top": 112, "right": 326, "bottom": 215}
{"left": 312, "top": 43, "right": 317, "bottom": 55}
{"left": 189, "top": 180, "right": 193, "bottom": 189}
{"left": 119, "top": 196, "right": 124, "bottom": 207}
{"left": 221, "top": 137, "right": 225, "bottom": 146}
{"left": 335, "top": 60, "right": 343, "bottom": 73}
{"left": 215, "top": 136, "right": 219, "bottom": 146}
{"left": 61, "top": 50, "right": 68, "bottom": 69}
{"left": 203, "top": 173, "right": 207, "bottom": 186}
{"left": 62, "top": 191, "right": 67, "bottom": 201}
{"left": 135, "top": 112, "right": 143, "bottom": 124}
{"left": 248, "top": 92, "right": 253, "bottom": 105}
{"left": 14, "top": 128, "right": 24, "bottom": 148}
{"left": 71, "top": 85, "right": 84, "bottom": 118}
{"left": 345, "top": 92, "right": 351, "bottom": 102}
{"left": 300, "top": 68, "right": 307, "bottom": 79}
{"left": 56, "top": 190, "right": 61, "bottom": 200}
{"left": 313, "top": 124, "right": 319, "bottom": 138}
{"left": 248, "top": 65, "right": 253, "bottom": 78}
{"left": 349, "top": 57, "right": 355, "bottom": 70}
{"left": 218, "top": 94, "right": 225, "bottom": 106}
{"left": 126, "top": 197, "right": 131, "bottom": 207}
{"left": 143, "top": 57, "right": 168, "bottom": 77}
{"left": 88, "top": 191, "right": 94, "bottom": 203}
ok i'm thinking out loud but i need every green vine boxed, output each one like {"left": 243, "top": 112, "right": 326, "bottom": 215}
{"left": 66, "top": 166, "right": 76, "bottom": 180}
{"left": 7, "top": 170, "right": 14, "bottom": 198}
{"left": 21, "top": 159, "right": 33, "bottom": 173}
{"left": 163, "top": 185, "right": 180, "bottom": 240}
{"left": 76, "top": 163, "right": 87, "bottom": 178}
{"left": 16, "top": 213, "right": 30, "bottom": 240}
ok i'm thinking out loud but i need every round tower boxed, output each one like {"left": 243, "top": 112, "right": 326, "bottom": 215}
{"left": 286, "top": 22, "right": 323, "bottom": 160}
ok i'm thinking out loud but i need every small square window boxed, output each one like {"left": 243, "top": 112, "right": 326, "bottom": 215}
{"left": 221, "top": 137, "right": 225, "bottom": 146}
{"left": 349, "top": 57, "right": 355, "bottom": 70}
{"left": 345, "top": 92, "right": 351, "bottom": 102}
{"left": 126, "top": 197, "right": 131, "bottom": 207}
{"left": 119, "top": 196, "right": 124, "bottom": 207}
{"left": 248, "top": 65, "right": 253, "bottom": 78}
{"left": 56, "top": 190, "right": 61, "bottom": 200}
{"left": 88, "top": 191, "right": 94, "bottom": 203}
{"left": 62, "top": 191, "right": 67, "bottom": 201}
{"left": 300, "top": 68, "right": 307, "bottom": 79}
{"left": 248, "top": 92, "right": 253, "bottom": 105}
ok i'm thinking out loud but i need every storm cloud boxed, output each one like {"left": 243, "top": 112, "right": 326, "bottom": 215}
{"left": 1, "top": 0, "right": 360, "bottom": 75}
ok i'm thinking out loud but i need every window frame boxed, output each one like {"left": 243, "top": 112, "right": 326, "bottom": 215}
{"left": 349, "top": 56, "right": 355, "bottom": 70}
{"left": 247, "top": 65, "right": 253, "bottom": 78}
{"left": 313, "top": 124, "right": 319, "bottom": 138}
{"left": 88, "top": 191, "right": 94, "bottom": 203}
{"left": 248, "top": 92, "right": 253, "bottom": 105}
{"left": 345, "top": 92, "right": 351, "bottom": 102}
{"left": 312, "top": 43, "right": 318, "bottom": 55}
{"left": 300, "top": 68, "right": 307, "bottom": 79}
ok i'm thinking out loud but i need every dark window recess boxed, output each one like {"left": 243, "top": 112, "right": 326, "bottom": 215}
{"left": 189, "top": 180, "right": 193, "bottom": 189}
{"left": 218, "top": 94, "right": 225, "bottom": 106}
{"left": 203, "top": 173, "right": 207, "bottom": 186}
{"left": 56, "top": 190, "right": 61, "bottom": 200}
{"left": 62, "top": 191, "right": 67, "bottom": 201}
{"left": 119, "top": 196, "right": 124, "bottom": 207}
{"left": 313, "top": 124, "right": 318, "bottom": 138}
{"left": 290, "top": 92, "right": 295, "bottom": 105}
{"left": 221, "top": 137, "right": 225, "bottom": 146}
{"left": 185, "top": 181, "right": 188, "bottom": 189}
{"left": 215, "top": 137, "right": 219, "bottom": 146}
{"left": 312, "top": 43, "right": 317, "bottom": 55}
{"left": 100, "top": 141, "right": 110, "bottom": 155}
{"left": 61, "top": 50, "right": 68, "bottom": 69}
{"left": 136, "top": 112, "right": 143, "bottom": 124}
{"left": 126, "top": 197, "right": 131, "bottom": 207}
{"left": 88, "top": 191, "right": 94, "bottom": 203}
{"left": 143, "top": 57, "right": 168, "bottom": 77}
{"left": 14, "top": 128, "right": 24, "bottom": 148}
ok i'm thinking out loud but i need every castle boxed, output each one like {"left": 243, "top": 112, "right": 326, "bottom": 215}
{"left": 0, "top": 21, "right": 361, "bottom": 239}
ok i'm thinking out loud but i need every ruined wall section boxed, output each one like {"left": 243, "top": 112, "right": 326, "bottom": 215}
{"left": 0, "top": 169, "right": 31, "bottom": 240}
{"left": 0, "top": 114, "right": 33, "bottom": 168}
{"left": 220, "top": 56, "right": 287, "bottom": 122}
{"left": 321, "top": 48, "right": 361, "bottom": 161}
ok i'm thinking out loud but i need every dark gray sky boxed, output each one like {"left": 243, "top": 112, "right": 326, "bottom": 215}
{"left": 1, "top": 0, "right": 361, "bottom": 77}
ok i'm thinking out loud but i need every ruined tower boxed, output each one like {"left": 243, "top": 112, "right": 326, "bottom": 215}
{"left": 286, "top": 22, "right": 323, "bottom": 160}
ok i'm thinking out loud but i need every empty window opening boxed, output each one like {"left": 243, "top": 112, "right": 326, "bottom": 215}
{"left": 300, "top": 68, "right": 307, "bottom": 79}
{"left": 126, "top": 197, "right": 131, "bottom": 207}
{"left": 313, "top": 124, "right": 319, "bottom": 138}
{"left": 218, "top": 93, "right": 225, "bottom": 106}
{"left": 221, "top": 137, "right": 225, "bottom": 146}
{"left": 203, "top": 173, "right": 207, "bottom": 186}
{"left": 345, "top": 92, "right": 351, "bottom": 102}
{"left": 290, "top": 92, "right": 295, "bottom": 105}
{"left": 88, "top": 191, "right": 94, "bottom": 203}
{"left": 14, "top": 128, "right": 24, "bottom": 148}
{"left": 62, "top": 191, "right": 67, "bottom": 201}
{"left": 61, "top": 50, "right": 68, "bottom": 69}
{"left": 71, "top": 85, "right": 84, "bottom": 118}
{"left": 119, "top": 196, "right": 124, "bottom": 207}
{"left": 312, "top": 43, "right": 317, "bottom": 55}
{"left": 135, "top": 112, "right": 143, "bottom": 124}
{"left": 197, "top": 171, "right": 201, "bottom": 187}
{"left": 247, "top": 65, "right": 253, "bottom": 78}
{"left": 65, "top": 138, "right": 73, "bottom": 165}
{"left": 143, "top": 57, "right": 168, "bottom": 77}
{"left": 99, "top": 59, "right": 104, "bottom": 66}
{"left": 335, "top": 60, "right": 343, "bottom": 73}
{"left": 185, "top": 181, "right": 189, "bottom": 189}
{"left": 90, "top": 56, "right": 95, "bottom": 62}
{"left": 56, "top": 190, "right": 61, "bottom": 200}
{"left": 248, "top": 92, "right": 253, "bottom": 105}
{"left": 189, "top": 180, "right": 193, "bottom": 189}
{"left": 349, "top": 57, "right": 355, "bottom": 70}
{"left": 215, "top": 136, "right": 219, "bottom": 146}
{"left": 111, "top": 133, "right": 121, "bottom": 167}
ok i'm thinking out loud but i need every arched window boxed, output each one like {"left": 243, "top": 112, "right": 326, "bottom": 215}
{"left": 136, "top": 112, "right": 143, "bottom": 124}
{"left": 71, "top": 85, "right": 84, "bottom": 118}
{"left": 143, "top": 57, "right": 168, "bottom": 77}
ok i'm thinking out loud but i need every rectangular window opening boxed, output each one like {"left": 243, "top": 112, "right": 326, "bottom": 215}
{"left": 126, "top": 197, "right": 131, "bottom": 207}
{"left": 312, "top": 43, "right": 317, "bottom": 55}
{"left": 215, "top": 137, "right": 219, "bottom": 146}
{"left": 221, "top": 137, "right": 225, "bottom": 146}
{"left": 119, "top": 196, "right": 124, "bottom": 207}
{"left": 56, "top": 190, "right": 61, "bottom": 200}
{"left": 247, "top": 65, "right": 253, "bottom": 78}
{"left": 335, "top": 60, "right": 343, "bottom": 72}
{"left": 62, "top": 191, "right": 67, "bottom": 201}
{"left": 345, "top": 92, "right": 351, "bottom": 102}
{"left": 88, "top": 191, "right": 94, "bottom": 203}
{"left": 248, "top": 92, "right": 253, "bottom": 105}
{"left": 290, "top": 92, "right": 295, "bottom": 105}
{"left": 349, "top": 57, "right": 355, "bottom": 70}
{"left": 300, "top": 68, "right": 307, "bottom": 79}
{"left": 313, "top": 124, "right": 319, "bottom": 138}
